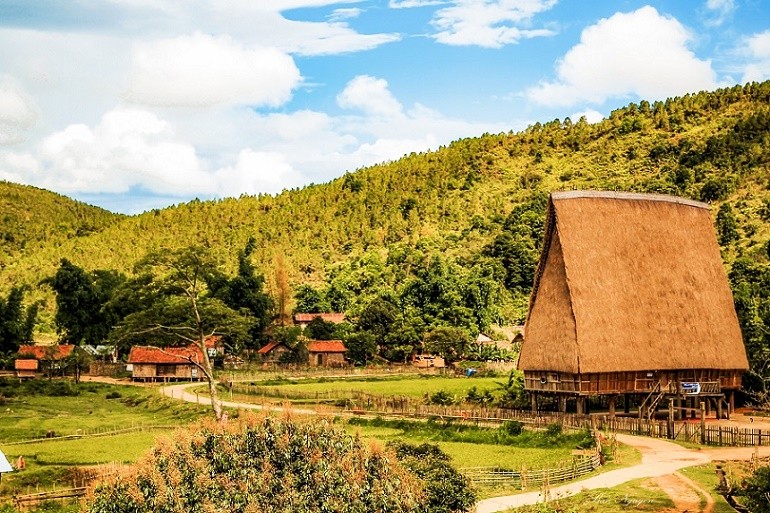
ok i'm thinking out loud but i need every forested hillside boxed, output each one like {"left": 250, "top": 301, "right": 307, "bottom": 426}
{"left": 0, "top": 181, "right": 121, "bottom": 266}
{"left": 3, "top": 82, "right": 770, "bottom": 365}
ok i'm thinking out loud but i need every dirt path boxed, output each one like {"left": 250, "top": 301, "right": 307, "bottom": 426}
{"left": 654, "top": 472, "right": 714, "bottom": 513}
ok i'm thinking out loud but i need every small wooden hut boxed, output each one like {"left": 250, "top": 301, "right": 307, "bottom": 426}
{"left": 127, "top": 345, "right": 205, "bottom": 382}
{"left": 518, "top": 191, "right": 749, "bottom": 417}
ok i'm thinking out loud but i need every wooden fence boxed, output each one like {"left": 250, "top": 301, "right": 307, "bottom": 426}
{"left": 461, "top": 451, "right": 601, "bottom": 488}
{"left": 12, "top": 487, "right": 87, "bottom": 510}
{"left": 2, "top": 424, "right": 178, "bottom": 446}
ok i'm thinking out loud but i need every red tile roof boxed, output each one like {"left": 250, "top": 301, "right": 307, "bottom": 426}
{"left": 17, "top": 344, "right": 75, "bottom": 360}
{"left": 307, "top": 340, "right": 346, "bottom": 353}
{"left": 127, "top": 344, "right": 203, "bottom": 364}
{"left": 257, "top": 341, "right": 289, "bottom": 354}
{"left": 294, "top": 313, "right": 346, "bottom": 324}
{"left": 15, "top": 359, "right": 38, "bottom": 371}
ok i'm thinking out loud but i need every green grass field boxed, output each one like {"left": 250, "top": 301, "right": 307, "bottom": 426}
{"left": 0, "top": 381, "right": 207, "bottom": 442}
{"left": 242, "top": 375, "right": 504, "bottom": 398}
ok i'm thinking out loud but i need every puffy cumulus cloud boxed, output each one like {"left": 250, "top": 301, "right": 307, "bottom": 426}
{"left": 430, "top": 0, "right": 557, "bottom": 48}
{"left": 213, "top": 150, "right": 305, "bottom": 197}
{"left": 34, "top": 108, "right": 214, "bottom": 195}
{"left": 337, "top": 75, "right": 404, "bottom": 117}
{"left": 124, "top": 33, "right": 301, "bottom": 107}
{"left": 741, "top": 30, "right": 770, "bottom": 83}
{"left": 570, "top": 109, "right": 604, "bottom": 124}
{"left": 0, "top": 82, "right": 38, "bottom": 145}
{"left": 527, "top": 6, "right": 718, "bottom": 107}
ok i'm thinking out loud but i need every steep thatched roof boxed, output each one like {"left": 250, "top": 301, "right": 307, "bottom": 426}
{"left": 518, "top": 191, "right": 749, "bottom": 374}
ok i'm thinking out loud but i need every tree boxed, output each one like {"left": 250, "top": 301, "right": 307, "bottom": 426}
{"left": 0, "top": 286, "right": 39, "bottom": 354}
{"left": 114, "top": 246, "right": 254, "bottom": 421}
{"left": 44, "top": 259, "right": 123, "bottom": 345}
{"left": 423, "top": 326, "right": 471, "bottom": 363}
{"left": 345, "top": 332, "right": 377, "bottom": 365}
{"left": 207, "top": 238, "right": 273, "bottom": 350}
{"left": 294, "top": 284, "right": 329, "bottom": 313}
{"left": 716, "top": 203, "right": 739, "bottom": 246}
{"left": 86, "top": 414, "right": 427, "bottom": 513}
{"left": 304, "top": 316, "right": 338, "bottom": 340}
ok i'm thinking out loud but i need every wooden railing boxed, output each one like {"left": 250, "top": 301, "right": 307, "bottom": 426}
{"left": 461, "top": 451, "right": 601, "bottom": 488}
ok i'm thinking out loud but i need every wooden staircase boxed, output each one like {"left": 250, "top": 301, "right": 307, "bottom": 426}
{"left": 639, "top": 381, "right": 671, "bottom": 420}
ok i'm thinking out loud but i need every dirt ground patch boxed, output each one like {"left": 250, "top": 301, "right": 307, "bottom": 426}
{"left": 651, "top": 472, "right": 714, "bottom": 513}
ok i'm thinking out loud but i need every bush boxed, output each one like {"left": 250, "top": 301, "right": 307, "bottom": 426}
{"left": 86, "top": 413, "right": 427, "bottom": 513}
{"left": 502, "top": 420, "right": 524, "bottom": 436}
{"left": 388, "top": 442, "right": 476, "bottom": 513}
{"left": 428, "top": 390, "right": 456, "bottom": 406}
{"left": 105, "top": 391, "right": 121, "bottom": 399}
{"left": 545, "top": 423, "right": 562, "bottom": 437}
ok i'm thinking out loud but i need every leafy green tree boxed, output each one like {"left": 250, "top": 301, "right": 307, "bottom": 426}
{"left": 423, "top": 326, "right": 471, "bottom": 363}
{"left": 114, "top": 246, "right": 254, "bottom": 421}
{"left": 207, "top": 238, "right": 273, "bottom": 349}
{"left": 44, "top": 259, "right": 124, "bottom": 345}
{"left": 294, "top": 284, "right": 329, "bottom": 313}
{"left": 0, "top": 286, "right": 38, "bottom": 353}
{"left": 304, "top": 316, "right": 338, "bottom": 340}
{"left": 344, "top": 332, "right": 378, "bottom": 365}
{"left": 357, "top": 297, "right": 399, "bottom": 340}
{"left": 716, "top": 203, "right": 739, "bottom": 245}
{"left": 87, "top": 414, "right": 427, "bottom": 513}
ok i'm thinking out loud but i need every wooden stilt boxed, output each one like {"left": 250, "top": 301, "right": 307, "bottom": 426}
{"left": 608, "top": 395, "right": 616, "bottom": 418}
{"left": 530, "top": 393, "right": 538, "bottom": 414}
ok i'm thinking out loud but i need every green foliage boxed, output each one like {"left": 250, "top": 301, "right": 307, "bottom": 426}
{"left": 739, "top": 465, "right": 770, "bottom": 513}
{"left": 344, "top": 331, "right": 378, "bottom": 365}
{"left": 388, "top": 441, "right": 477, "bottom": 513}
{"left": 43, "top": 259, "right": 124, "bottom": 345}
{"left": 0, "top": 286, "right": 38, "bottom": 353}
{"left": 86, "top": 414, "right": 428, "bottom": 513}
{"left": 423, "top": 326, "right": 471, "bottom": 363}
{"left": 304, "top": 316, "right": 339, "bottom": 340}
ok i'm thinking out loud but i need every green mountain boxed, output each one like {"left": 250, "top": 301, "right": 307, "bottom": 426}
{"left": 0, "top": 181, "right": 122, "bottom": 264}
{"left": 4, "top": 82, "right": 770, "bottom": 339}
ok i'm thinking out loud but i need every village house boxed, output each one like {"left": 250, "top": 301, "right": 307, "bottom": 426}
{"left": 127, "top": 344, "right": 206, "bottom": 382}
{"left": 293, "top": 313, "right": 346, "bottom": 330}
{"left": 16, "top": 344, "right": 79, "bottom": 377}
{"left": 14, "top": 359, "right": 38, "bottom": 379}
{"left": 256, "top": 340, "right": 293, "bottom": 363}
{"left": 307, "top": 340, "right": 346, "bottom": 367}
{"left": 517, "top": 191, "right": 749, "bottom": 419}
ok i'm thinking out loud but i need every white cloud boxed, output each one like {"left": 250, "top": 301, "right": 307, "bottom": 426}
{"left": 34, "top": 108, "right": 214, "bottom": 195}
{"left": 0, "top": 81, "right": 38, "bottom": 145}
{"left": 329, "top": 8, "right": 363, "bottom": 21}
{"left": 740, "top": 30, "right": 770, "bottom": 83}
{"left": 337, "top": 75, "right": 404, "bottom": 117}
{"left": 430, "top": 0, "right": 557, "bottom": 48}
{"left": 703, "top": 0, "right": 735, "bottom": 26}
{"left": 570, "top": 109, "right": 604, "bottom": 124}
{"left": 527, "top": 6, "right": 718, "bottom": 107}
{"left": 124, "top": 33, "right": 301, "bottom": 108}
{"left": 389, "top": 0, "right": 445, "bottom": 7}
{"left": 214, "top": 150, "right": 305, "bottom": 197}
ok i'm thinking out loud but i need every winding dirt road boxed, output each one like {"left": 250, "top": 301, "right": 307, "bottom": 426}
{"left": 159, "top": 383, "right": 768, "bottom": 513}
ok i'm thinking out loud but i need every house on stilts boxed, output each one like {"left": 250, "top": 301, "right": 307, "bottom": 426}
{"left": 517, "top": 191, "right": 749, "bottom": 420}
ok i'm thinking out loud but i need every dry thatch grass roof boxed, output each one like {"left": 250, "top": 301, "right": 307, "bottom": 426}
{"left": 518, "top": 191, "right": 749, "bottom": 374}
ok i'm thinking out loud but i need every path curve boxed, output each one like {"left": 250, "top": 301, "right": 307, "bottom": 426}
{"left": 159, "top": 383, "right": 769, "bottom": 513}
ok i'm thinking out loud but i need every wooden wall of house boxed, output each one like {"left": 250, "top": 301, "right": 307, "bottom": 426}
{"left": 132, "top": 363, "right": 196, "bottom": 380}
{"left": 309, "top": 352, "right": 346, "bottom": 367}
{"left": 524, "top": 369, "right": 743, "bottom": 395}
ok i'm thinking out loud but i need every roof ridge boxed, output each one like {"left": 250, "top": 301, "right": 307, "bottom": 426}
{"left": 551, "top": 190, "right": 708, "bottom": 209}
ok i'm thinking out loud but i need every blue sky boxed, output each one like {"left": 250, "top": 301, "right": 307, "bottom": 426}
{"left": 0, "top": 0, "right": 768, "bottom": 214}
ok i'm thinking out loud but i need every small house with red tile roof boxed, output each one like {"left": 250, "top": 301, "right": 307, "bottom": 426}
{"left": 294, "top": 313, "right": 346, "bottom": 329}
{"left": 17, "top": 344, "right": 75, "bottom": 361}
{"left": 14, "top": 359, "right": 38, "bottom": 379}
{"left": 16, "top": 344, "right": 81, "bottom": 377}
{"left": 256, "top": 341, "right": 292, "bottom": 363}
{"left": 307, "top": 340, "right": 347, "bottom": 367}
{"left": 127, "top": 344, "right": 205, "bottom": 382}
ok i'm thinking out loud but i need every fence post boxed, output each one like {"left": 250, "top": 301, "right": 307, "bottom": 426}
{"left": 700, "top": 402, "right": 706, "bottom": 445}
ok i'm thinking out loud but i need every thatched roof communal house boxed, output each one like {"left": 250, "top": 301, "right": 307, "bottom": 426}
{"left": 518, "top": 191, "right": 749, "bottom": 419}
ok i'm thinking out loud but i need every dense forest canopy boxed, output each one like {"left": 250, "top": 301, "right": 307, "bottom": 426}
{"left": 2, "top": 81, "right": 770, "bottom": 382}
